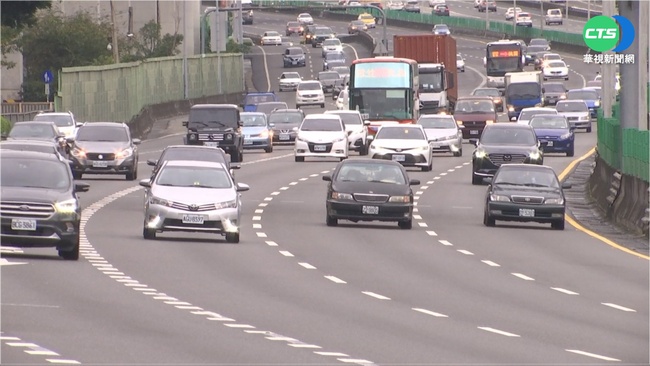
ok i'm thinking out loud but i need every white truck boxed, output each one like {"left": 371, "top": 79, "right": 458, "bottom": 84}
{"left": 545, "top": 9, "right": 563, "bottom": 26}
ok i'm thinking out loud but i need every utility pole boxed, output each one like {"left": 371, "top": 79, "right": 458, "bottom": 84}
{"left": 601, "top": 0, "right": 615, "bottom": 119}
{"left": 109, "top": 0, "right": 119, "bottom": 63}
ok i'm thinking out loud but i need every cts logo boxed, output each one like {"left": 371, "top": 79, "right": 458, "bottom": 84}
{"left": 582, "top": 15, "right": 635, "bottom": 52}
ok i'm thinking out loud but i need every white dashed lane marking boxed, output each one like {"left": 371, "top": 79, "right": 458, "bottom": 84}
{"left": 426, "top": 230, "right": 438, "bottom": 236}
{"left": 478, "top": 327, "right": 521, "bottom": 337}
{"left": 551, "top": 287, "right": 580, "bottom": 295}
{"left": 279, "top": 250, "right": 294, "bottom": 257}
{"left": 299, "top": 262, "right": 317, "bottom": 269}
{"left": 438, "top": 240, "right": 453, "bottom": 246}
{"left": 362, "top": 292, "right": 391, "bottom": 300}
{"left": 2, "top": 336, "right": 80, "bottom": 364}
{"left": 325, "top": 276, "right": 347, "bottom": 284}
{"left": 481, "top": 260, "right": 501, "bottom": 267}
{"left": 456, "top": 249, "right": 474, "bottom": 256}
{"left": 412, "top": 308, "right": 449, "bottom": 318}
{"left": 512, "top": 273, "right": 535, "bottom": 281}
{"left": 601, "top": 303, "right": 636, "bottom": 312}
{"left": 565, "top": 349, "right": 621, "bottom": 362}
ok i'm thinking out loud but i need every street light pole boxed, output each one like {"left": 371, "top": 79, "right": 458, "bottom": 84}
{"left": 109, "top": 0, "right": 119, "bottom": 63}
{"left": 201, "top": 7, "right": 218, "bottom": 55}
{"left": 182, "top": 0, "right": 189, "bottom": 99}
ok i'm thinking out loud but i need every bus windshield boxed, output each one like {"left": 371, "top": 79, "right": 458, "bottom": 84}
{"left": 349, "top": 89, "right": 412, "bottom": 121}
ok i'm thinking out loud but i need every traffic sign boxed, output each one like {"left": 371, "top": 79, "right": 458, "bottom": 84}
{"left": 45, "top": 83, "right": 50, "bottom": 96}
{"left": 43, "top": 70, "right": 53, "bottom": 84}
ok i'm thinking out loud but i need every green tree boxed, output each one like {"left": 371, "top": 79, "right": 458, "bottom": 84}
{"left": 119, "top": 20, "right": 183, "bottom": 62}
{"left": 1, "top": 0, "right": 51, "bottom": 69}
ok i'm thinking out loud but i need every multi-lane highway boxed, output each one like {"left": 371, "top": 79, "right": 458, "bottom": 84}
{"left": 2, "top": 8, "right": 648, "bottom": 366}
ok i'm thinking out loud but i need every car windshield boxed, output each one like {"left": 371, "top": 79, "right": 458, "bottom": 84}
{"left": 556, "top": 102, "right": 587, "bottom": 112}
{"left": 530, "top": 116, "right": 568, "bottom": 129}
{"left": 328, "top": 113, "right": 361, "bottom": 125}
{"left": 567, "top": 90, "right": 599, "bottom": 100}
{"left": 494, "top": 168, "right": 559, "bottom": 188}
{"left": 265, "top": 31, "right": 280, "bottom": 37}
{"left": 472, "top": 88, "right": 500, "bottom": 97}
{"left": 287, "top": 48, "right": 304, "bottom": 55}
{"left": 455, "top": 100, "right": 495, "bottom": 113}
{"left": 298, "top": 14, "right": 310, "bottom": 19}
{"left": 76, "top": 125, "right": 128, "bottom": 141}
{"left": 156, "top": 166, "right": 232, "bottom": 188}
{"left": 315, "top": 28, "right": 332, "bottom": 35}
{"left": 332, "top": 66, "right": 350, "bottom": 75}
{"left": 319, "top": 72, "right": 340, "bottom": 81}
{"left": 281, "top": 72, "right": 300, "bottom": 79}
{"left": 376, "top": 127, "right": 425, "bottom": 140}
{"left": 245, "top": 94, "right": 275, "bottom": 104}
{"left": 33, "top": 115, "right": 73, "bottom": 127}
{"left": 529, "top": 39, "right": 549, "bottom": 47}
{"left": 544, "top": 83, "right": 565, "bottom": 93}
{"left": 481, "top": 127, "right": 537, "bottom": 145}
{"left": 256, "top": 102, "right": 288, "bottom": 115}
{"left": 300, "top": 119, "right": 342, "bottom": 131}
{"left": 547, "top": 61, "right": 565, "bottom": 68}
{"left": 1, "top": 158, "right": 70, "bottom": 190}
{"left": 187, "top": 109, "right": 238, "bottom": 129}
{"left": 352, "top": 21, "right": 365, "bottom": 26}
{"left": 326, "top": 53, "right": 345, "bottom": 61}
{"left": 519, "top": 109, "right": 556, "bottom": 120}
{"left": 323, "top": 39, "right": 340, "bottom": 46}
{"left": 435, "top": 25, "right": 449, "bottom": 31}
{"left": 9, "top": 123, "right": 56, "bottom": 139}
{"left": 269, "top": 112, "right": 303, "bottom": 124}
{"left": 418, "top": 117, "right": 457, "bottom": 129}
{"left": 336, "top": 163, "right": 406, "bottom": 185}
{"left": 545, "top": 54, "right": 561, "bottom": 60}
{"left": 241, "top": 114, "right": 267, "bottom": 127}
{"left": 298, "top": 82, "right": 321, "bottom": 91}
{"left": 287, "top": 21, "right": 300, "bottom": 27}
{"left": 0, "top": 143, "right": 56, "bottom": 155}
{"left": 527, "top": 46, "right": 547, "bottom": 54}
{"left": 161, "top": 149, "right": 226, "bottom": 164}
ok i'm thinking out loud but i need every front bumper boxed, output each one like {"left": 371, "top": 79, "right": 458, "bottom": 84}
{"left": 487, "top": 201, "right": 565, "bottom": 223}
{"left": 70, "top": 155, "right": 136, "bottom": 175}
{"left": 327, "top": 200, "right": 412, "bottom": 222}
{"left": 539, "top": 138, "right": 573, "bottom": 153}
{"left": 295, "top": 139, "right": 347, "bottom": 158}
{"left": 272, "top": 130, "right": 297, "bottom": 143}
{"left": 284, "top": 59, "right": 306, "bottom": 67}
{"left": 144, "top": 204, "right": 240, "bottom": 234}
{"left": 243, "top": 136, "right": 272, "bottom": 149}
{"left": 543, "top": 72, "right": 568, "bottom": 79}
{"left": 279, "top": 82, "right": 300, "bottom": 90}
{"left": 429, "top": 138, "right": 462, "bottom": 154}
{"left": 296, "top": 95, "right": 325, "bottom": 106}
{"left": 1, "top": 216, "right": 79, "bottom": 249}
{"left": 370, "top": 149, "right": 429, "bottom": 167}
{"left": 568, "top": 119, "right": 591, "bottom": 129}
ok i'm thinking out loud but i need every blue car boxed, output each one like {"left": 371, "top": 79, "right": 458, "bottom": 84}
{"left": 567, "top": 88, "right": 600, "bottom": 119}
{"left": 241, "top": 92, "right": 278, "bottom": 112}
{"left": 241, "top": 112, "right": 273, "bottom": 153}
{"left": 529, "top": 114, "right": 575, "bottom": 157}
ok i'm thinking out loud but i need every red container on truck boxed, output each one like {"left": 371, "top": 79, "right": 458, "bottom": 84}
{"left": 393, "top": 34, "right": 458, "bottom": 113}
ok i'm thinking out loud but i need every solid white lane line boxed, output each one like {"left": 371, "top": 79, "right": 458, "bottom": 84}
{"left": 426, "top": 230, "right": 438, "bottom": 236}
{"left": 601, "top": 303, "right": 636, "bottom": 312}
{"left": 315, "top": 351, "right": 349, "bottom": 357}
{"left": 418, "top": 222, "right": 428, "bottom": 227}
{"left": 362, "top": 291, "right": 391, "bottom": 300}
{"left": 325, "top": 276, "right": 347, "bottom": 284}
{"left": 265, "top": 241, "right": 278, "bottom": 246}
{"left": 512, "top": 273, "right": 535, "bottom": 281}
{"left": 279, "top": 250, "right": 294, "bottom": 257}
{"left": 298, "top": 262, "right": 316, "bottom": 269}
{"left": 478, "top": 327, "right": 520, "bottom": 337}
{"left": 412, "top": 307, "right": 449, "bottom": 318}
{"left": 565, "top": 349, "right": 620, "bottom": 362}
{"left": 256, "top": 45, "right": 271, "bottom": 92}
{"left": 438, "top": 240, "right": 453, "bottom": 246}
{"left": 256, "top": 232, "right": 268, "bottom": 238}
{"left": 46, "top": 360, "right": 81, "bottom": 364}
{"left": 551, "top": 287, "right": 579, "bottom": 295}
{"left": 481, "top": 260, "right": 500, "bottom": 267}
{"left": 253, "top": 223, "right": 262, "bottom": 229}
{"left": 457, "top": 249, "right": 474, "bottom": 255}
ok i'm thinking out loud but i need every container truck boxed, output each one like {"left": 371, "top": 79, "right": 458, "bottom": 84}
{"left": 504, "top": 71, "right": 544, "bottom": 120}
{"left": 393, "top": 34, "right": 457, "bottom": 114}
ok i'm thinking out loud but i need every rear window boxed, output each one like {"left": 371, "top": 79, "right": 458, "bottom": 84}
{"left": 328, "top": 113, "right": 361, "bottom": 125}
{"left": 245, "top": 94, "right": 275, "bottom": 104}
{"left": 269, "top": 112, "right": 303, "bottom": 124}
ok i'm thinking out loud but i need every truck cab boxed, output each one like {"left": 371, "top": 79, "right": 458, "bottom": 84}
{"left": 418, "top": 63, "right": 456, "bottom": 114}
{"left": 182, "top": 104, "right": 244, "bottom": 162}
{"left": 505, "top": 71, "right": 544, "bottom": 120}
{"left": 241, "top": 92, "right": 279, "bottom": 112}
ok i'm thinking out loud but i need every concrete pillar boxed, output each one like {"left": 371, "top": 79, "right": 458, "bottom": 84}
{"left": 619, "top": 1, "right": 646, "bottom": 131}
{"left": 601, "top": 0, "right": 616, "bottom": 118}
{"left": 638, "top": 0, "right": 649, "bottom": 130}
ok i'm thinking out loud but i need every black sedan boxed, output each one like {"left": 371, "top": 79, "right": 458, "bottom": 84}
{"left": 483, "top": 164, "right": 571, "bottom": 230}
{"left": 470, "top": 124, "right": 544, "bottom": 185}
{"left": 322, "top": 159, "right": 420, "bottom": 229}
{"left": 146, "top": 145, "right": 240, "bottom": 179}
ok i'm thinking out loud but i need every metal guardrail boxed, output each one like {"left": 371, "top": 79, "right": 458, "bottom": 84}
{"left": 2, "top": 102, "right": 54, "bottom": 114}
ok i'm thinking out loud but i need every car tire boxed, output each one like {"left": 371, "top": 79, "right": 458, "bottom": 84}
{"left": 566, "top": 148, "right": 574, "bottom": 157}
{"left": 264, "top": 145, "right": 273, "bottom": 153}
{"left": 551, "top": 220, "right": 565, "bottom": 230}
{"left": 143, "top": 227, "right": 156, "bottom": 240}
{"left": 483, "top": 208, "right": 496, "bottom": 227}
{"left": 72, "top": 171, "right": 83, "bottom": 180}
{"left": 421, "top": 163, "right": 432, "bottom": 172}
{"left": 58, "top": 236, "right": 80, "bottom": 260}
{"left": 295, "top": 156, "right": 304, "bottom": 162}
{"left": 320, "top": 103, "right": 325, "bottom": 108}
{"left": 398, "top": 219, "right": 412, "bottom": 229}
{"left": 225, "top": 232, "right": 240, "bottom": 243}
{"left": 453, "top": 149, "right": 462, "bottom": 157}
{"left": 461, "top": 67, "right": 465, "bottom": 72}
{"left": 565, "top": 77, "right": 569, "bottom": 81}
{"left": 472, "top": 171, "right": 482, "bottom": 185}
{"left": 359, "top": 143, "right": 368, "bottom": 156}
{"left": 126, "top": 167, "right": 137, "bottom": 181}
{"left": 296, "top": 104, "right": 301, "bottom": 109}
{"left": 586, "top": 126, "right": 592, "bottom": 133}
{"left": 326, "top": 214, "right": 338, "bottom": 226}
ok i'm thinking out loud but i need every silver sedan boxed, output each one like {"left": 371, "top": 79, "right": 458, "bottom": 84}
{"left": 417, "top": 114, "right": 464, "bottom": 157}
{"left": 139, "top": 160, "right": 249, "bottom": 243}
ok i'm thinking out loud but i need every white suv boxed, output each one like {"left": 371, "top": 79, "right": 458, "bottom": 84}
{"left": 324, "top": 110, "right": 369, "bottom": 155}
{"left": 294, "top": 114, "right": 348, "bottom": 162}
{"left": 296, "top": 80, "right": 325, "bottom": 109}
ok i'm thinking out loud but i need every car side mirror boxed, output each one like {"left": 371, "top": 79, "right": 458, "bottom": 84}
{"left": 322, "top": 175, "right": 332, "bottom": 181}
{"left": 569, "top": 126, "right": 576, "bottom": 132}
{"left": 231, "top": 163, "right": 241, "bottom": 170}
{"left": 139, "top": 179, "right": 151, "bottom": 188}
{"left": 132, "top": 138, "right": 141, "bottom": 145}
{"left": 146, "top": 159, "right": 157, "bottom": 166}
{"left": 236, "top": 182, "right": 250, "bottom": 192}
{"left": 363, "top": 121, "right": 370, "bottom": 125}
{"left": 75, "top": 122, "right": 84, "bottom": 127}
{"left": 561, "top": 181, "right": 572, "bottom": 189}
{"left": 483, "top": 177, "right": 493, "bottom": 185}
{"left": 74, "top": 182, "right": 90, "bottom": 192}
{"left": 409, "top": 179, "right": 420, "bottom": 186}
{"left": 182, "top": 121, "right": 189, "bottom": 127}
{"left": 469, "top": 138, "right": 478, "bottom": 146}
{"left": 458, "top": 125, "right": 465, "bottom": 129}
{"left": 65, "top": 136, "right": 75, "bottom": 143}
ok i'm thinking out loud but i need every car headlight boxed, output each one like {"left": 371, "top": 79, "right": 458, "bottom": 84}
{"left": 508, "top": 105, "right": 515, "bottom": 112}
{"left": 475, "top": 149, "right": 487, "bottom": 159}
{"left": 149, "top": 196, "right": 173, "bottom": 207}
{"left": 529, "top": 150, "right": 541, "bottom": 160}
{"left": 544, "top": 197, "right": 564, "bottom": 205}
{"left": 456, "top": 120, "right": 463, "bottom": 125}
{"left": 489, "top": 194, "right": 510, "bottom": 202}
{"left": 413, "top": 145, "right": 428, "bottom": 151}
{"left": 560, "top": 94, "right": 567, "bottom": 99}
{"left": 71, "top": 148, "right": 86, "bottom": 158}
{"left": 580, "top": 115, "right": 590, "bottom": 121}
{"left": 55, "top": 198, "right": 78, "bottom": 213}
{"left": 485, "top": 120, "right": 494, "bottom": 124}
{"left": 215, "top": 199, "right": 237, "bottom": 209}
{"left": 189, "top": 133, "right": 198, "bottom": 141}
{"left": 331, "top": 192, "right": 353, "bottom": 200}
{"left": 594, "top": 100, "right": 600, "bottom": 107}
{"left": 389, "top": 195, "right": 410, "bottom": 203}
{"left": 116, "top": 148, "right": 133, "bottom": 159}
{"left": 259, "top": 130, "right": 269, "bottom": 138}
{"left": 560, "top": 132, "right": 572, "bottom": 140}
{"left": 225, "top": 133, "right": 233, "bottom": 140}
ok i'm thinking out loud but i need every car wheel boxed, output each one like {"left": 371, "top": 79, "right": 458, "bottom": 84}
{"left": 58, "top": 236, "right": 80, "bottom": 260}
{"left": 551, "top": 220, "right": 565, "bottom": 230}
{"left": 225, "top": 232, "right": 240, "bottom": 243}
{"left": 462, "top": 67, "right": 465, "bottom": 72}
{"left": 453, "top": 149, "right": 462, "bottom": 157}
{"left": 483, "top": 207, "right": 495, "bottom": 227}
{"left": 326, "top": 213, "right": 338, "bottom": 226}
{"left": 296, "top": 104, "right": 301, "bottom": 109}
{"left": 126, "top": 167, "right": 137, "bottom": 181}
{"left": 264, "top": 145, "right": 273, "bottom": 153}
{"left": 295, "top": 156, "right": 304, "bottom": 162}
{"left": 398, "top": 219, "right": 412, "bottom": 229}
{"left": 565, "top": 77, "right": 569, "bottom": 81}
{"left": 359, "top": 143, "right": 368, "bottom": 156}
{"left": 320, "top": 103, "right": 325, "bottom": 108}
{"left": 472, "top": 171, "right": 482, "bottom": 185}
{"left": 143, "top": 226, "right": 156, "bottom": 239}
{"left": 421, "top": 163, "right": 432, "bottom": 172}
{"left": 72, "top": 171, "right": 83, "bottom": 180}
{"left": 586, "top": 126, "right": 592, "bottom": 133}
{"left": 566, "top": 148, "right": 574, "bottom": 157}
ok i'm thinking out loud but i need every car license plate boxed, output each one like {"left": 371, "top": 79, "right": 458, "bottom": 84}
{"left": 292, "top": 61, "right": 297, "bottom": 65}
{"left": 11, "top": 219, "right": 37, "bottom": 231}
{"left": 470, "top": 130, "right": 479, "bottom": 135}
{"left": 244, "top": 140, "right": 253, "bottom": 145}
{"left": 204, "top": 141, "right": 219, "bottom": 147}
{"left": 279, "top": 134, "right": 290, "bottom": 140}
{"left": 362, "top": 206, "right": 379, "bottom": 215}
{"left": 430, "top": 143, "right": 440, "bottom": 148}
{"left": 519, "top": 209, "right": 535, "bottom": 217}
{"left": 546, "top": 141, "right": 554, "bottom": 147}
{"left": 392, "top": 154, "right": 405, "bottom": 162}
{"left": 182, "top": 214, "right": 205, "bottom": 224}
{"left": 92, "top": 160, "right": 109, "bottom": 168}
{"left": 314, "top": 145, "right": 326, "bottom": 152}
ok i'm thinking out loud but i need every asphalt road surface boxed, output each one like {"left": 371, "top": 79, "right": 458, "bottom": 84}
{"left": 2, "top": 9, "right": 647, "bottom": 366}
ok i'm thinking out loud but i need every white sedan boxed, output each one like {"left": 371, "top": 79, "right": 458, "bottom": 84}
{"left": 387, "top": 1, "right": 404, "bottom": 10}
{"left": 261, "top": 31, "right": 282, "bottom": 46}
{"left": 325, "top": 110, "right": 368, "bottom": 155}
{"left": 456, "top": 53, "right": 465, "bottom": 72}
{"left": 515, "top": 12, "right": 533, "bottom": 27}
{"left": 369, "top": 125, "right": 433, "bottom": 172}
{"left": 278, "top": 71, "right": 302, "bottom": 91}
{"left": 516, "top": 107, "right": 558, "bottom": 125}
{"left": 543, "top": 60, "right": 569, "bottom": 81}
{"left": 505, "top": 7, "right": 522, "bottom": 20}
{"left": 294, "top": 114, "right": 348, "bottom": 162}
{"left": 335, "top": 89, "right": 349, "bottom": 110}
{"left": 297, "top": 13, "right": 313, "bottom": 25}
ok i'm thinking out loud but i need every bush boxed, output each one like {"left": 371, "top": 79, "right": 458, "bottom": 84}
{"left": 1, "top": 116, "right": 12, "bottom": 137}
{"left": 225, "top": 38, "right": 251, "bottom": 54}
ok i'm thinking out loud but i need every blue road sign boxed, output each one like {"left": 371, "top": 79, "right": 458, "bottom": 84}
{"left": 43, "top": 70, "right": 53, "bottom": 84}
